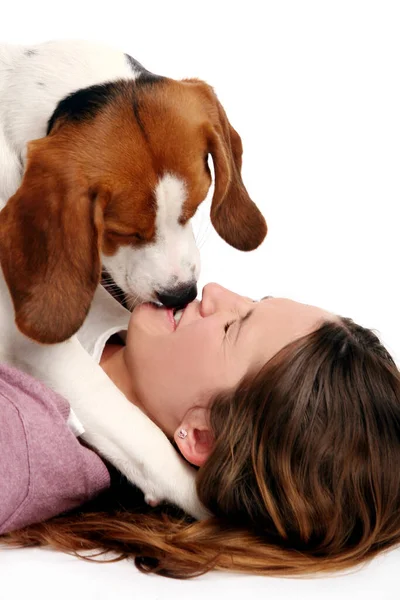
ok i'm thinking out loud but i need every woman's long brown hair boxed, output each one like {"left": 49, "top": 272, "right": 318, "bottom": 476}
{"left": 2, "top": 317, "right": 400, "bottom": 578}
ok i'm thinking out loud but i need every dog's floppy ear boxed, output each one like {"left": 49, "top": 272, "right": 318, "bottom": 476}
{"left": 203, "top": 89, "right": 267, "bottom": 251}
{"left": 0, "top": 139, "right": 106, "bottom": 344}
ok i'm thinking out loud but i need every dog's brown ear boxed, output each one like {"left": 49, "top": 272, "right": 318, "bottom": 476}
{"left": 204, "top": 90, "right": 267, "bottom": 251}
{"left": 0, "top": 139, "right": 106, "bottom": 344}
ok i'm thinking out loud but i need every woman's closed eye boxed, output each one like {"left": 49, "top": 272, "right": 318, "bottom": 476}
{"left": 224, "top": 320, "right": 235, "bottom": 335}
{"left": 224, "top": 308, "right": 255, "bottom": 342}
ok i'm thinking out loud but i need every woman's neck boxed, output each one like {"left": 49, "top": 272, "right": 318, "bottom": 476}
{"left": 100, "top": 342, "right": 178, "bottom": 437}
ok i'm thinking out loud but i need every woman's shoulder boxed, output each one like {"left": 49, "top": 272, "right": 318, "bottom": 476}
{"left": 0, "top": 363, "right": 110, "bottom": 534}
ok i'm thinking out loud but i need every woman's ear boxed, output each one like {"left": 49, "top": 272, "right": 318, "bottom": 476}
{"left": 0, "top": 138, "right": 108, "bottom": 344}
{"left": 174, "top": 407, "right": 214, "bottom": 467}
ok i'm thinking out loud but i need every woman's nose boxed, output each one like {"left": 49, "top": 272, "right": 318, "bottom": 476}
{"left": 200, "top": 283, "right": 241, "bottom": 317}
{"left": 200, "top": 283, "right": 226, "bottom": 316}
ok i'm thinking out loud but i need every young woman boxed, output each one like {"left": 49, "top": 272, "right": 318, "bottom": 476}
{"left": 1, "top": 283, "right": 400, "bottom": 579}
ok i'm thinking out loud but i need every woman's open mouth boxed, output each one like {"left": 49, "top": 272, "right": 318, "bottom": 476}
{"left": 146, "top": 303, "right": 186, "bottom": 330}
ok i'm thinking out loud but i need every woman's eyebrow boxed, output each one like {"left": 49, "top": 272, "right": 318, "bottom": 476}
{"left": 234, "top": 309, "right": 255, "bottom": 343}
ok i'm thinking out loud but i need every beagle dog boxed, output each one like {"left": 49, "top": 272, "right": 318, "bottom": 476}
{"left": 0, "top": 40, "right": 266, "bottom": 518}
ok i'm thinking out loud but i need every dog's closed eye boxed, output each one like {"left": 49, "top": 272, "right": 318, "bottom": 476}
{"left": 108, "top": 230, "right": 145, "bottom": 241}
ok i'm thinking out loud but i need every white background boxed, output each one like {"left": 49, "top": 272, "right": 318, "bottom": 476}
{"left": 1, "top": 1, "right": 399, "bottom": 598}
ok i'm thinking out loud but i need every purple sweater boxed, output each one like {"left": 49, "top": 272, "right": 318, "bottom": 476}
{"left": 0, "top": 363, "right": 110, "bottom": 534}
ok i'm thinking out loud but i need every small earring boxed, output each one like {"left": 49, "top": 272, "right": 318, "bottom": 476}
{"left": 178, "top": 428, "right": 188, "bottom": 439}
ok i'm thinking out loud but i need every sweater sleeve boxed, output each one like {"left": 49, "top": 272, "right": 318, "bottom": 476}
{"left": 0, "top": 363, "right": 110, "bottom": 535}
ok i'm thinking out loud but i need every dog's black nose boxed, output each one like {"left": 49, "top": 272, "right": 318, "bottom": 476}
{"left": 156, "top": 283, "right": 198, "bottom": 309}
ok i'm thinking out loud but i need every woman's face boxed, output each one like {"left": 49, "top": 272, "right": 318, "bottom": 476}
{"left": 125, "top": 283, "right": 333, "bottom": 436}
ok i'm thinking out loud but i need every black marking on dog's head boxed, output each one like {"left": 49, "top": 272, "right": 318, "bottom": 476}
{"left": 24, "top": 49, "right": 38, "bottom": 57}
{"left": 125, "top": 53, "right": 164, "bottom": 84}
{"left": 137, "top": 70, "right": 165, "bottom": 85}
{"left": 47, "top": 81, "right": 122, "bottom": 134}
{"left": 37, "top": 82, "right": 45, "bottom": 88}
{"left": 47, "top": 77, "right": 166, "bottom": 138}
{"left": 125, "top": 54, "right": 146, "bottom": 73}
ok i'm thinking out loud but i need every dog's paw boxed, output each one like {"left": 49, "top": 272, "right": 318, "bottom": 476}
{"left": 144, "top": 495, "right": 160, "bottom": 508}
{"left": 135, "top": 458, "right": 210, "bottom": 521}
